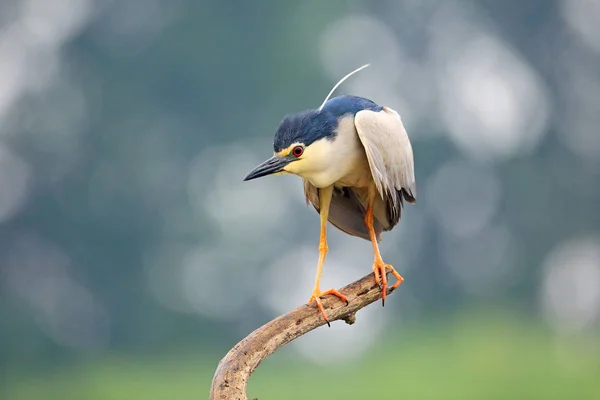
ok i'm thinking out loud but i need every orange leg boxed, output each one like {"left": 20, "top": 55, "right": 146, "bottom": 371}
{"left": 364, "top": 205, "right": 404, "bottom": 306}
{"left": 307, "top": 186, "right": 348, "bottom": 326}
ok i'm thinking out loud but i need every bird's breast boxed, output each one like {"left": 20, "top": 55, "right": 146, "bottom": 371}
{"left": 331, "top": 151, "right": 371, "bottom": 187}
{"left": 306, "top": 158, "right": 371, "bottom": 189}
{"left": 299, "top": 115, "right": 374, "bottom": 188}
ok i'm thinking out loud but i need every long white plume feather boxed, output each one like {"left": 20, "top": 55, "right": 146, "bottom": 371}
{"left": 318, "top": 63, "right": 370, "bottom": 112}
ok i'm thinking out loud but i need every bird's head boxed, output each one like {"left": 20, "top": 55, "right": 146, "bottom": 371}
{"left": 244, "top": 63, "right": 374, "bottom": 183}
{"left": 243, "top": 109, "right": 339, "bottom": 181}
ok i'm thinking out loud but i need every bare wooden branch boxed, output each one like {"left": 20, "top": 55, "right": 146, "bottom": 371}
{"left": 209, "top": 272, "right": 397, "bottom": 400}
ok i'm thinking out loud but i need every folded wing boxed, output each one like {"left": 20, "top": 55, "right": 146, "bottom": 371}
{"left": 354, "top": 106, "right": 416, "bottom": 228}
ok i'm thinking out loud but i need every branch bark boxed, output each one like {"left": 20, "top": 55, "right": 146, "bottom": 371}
{"left": 209, "top": 271, "right": 396, "bottom": 400}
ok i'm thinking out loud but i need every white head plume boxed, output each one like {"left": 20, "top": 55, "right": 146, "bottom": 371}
{"left": 318, "top": 63, "right": 370, "bottom": 112}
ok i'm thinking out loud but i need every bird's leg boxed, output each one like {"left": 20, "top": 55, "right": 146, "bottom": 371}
{"left": 307, "top": 186, "right": 348, "bottom": 326}
{"left": 364, "top": 205, "right": 404, "bottom": 306}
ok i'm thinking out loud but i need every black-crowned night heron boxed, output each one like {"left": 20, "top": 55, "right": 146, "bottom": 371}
{"left": 243, "top": 65, "right": 416, "bottom": 325}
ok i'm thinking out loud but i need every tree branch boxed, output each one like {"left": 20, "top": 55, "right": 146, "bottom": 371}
{"left": 209, "top": 272, "right": 396, "bottom": 400}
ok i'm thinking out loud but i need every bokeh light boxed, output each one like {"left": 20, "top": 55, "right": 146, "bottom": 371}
{"left": 541, "top": 235, "right": 600, "bottom": 334}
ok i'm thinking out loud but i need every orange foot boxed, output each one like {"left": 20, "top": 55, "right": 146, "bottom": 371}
{"left": 308, "top": 288, "right": 348, "bottom": 327}
{"left": 372, "top": 261, "right": 404, "bottom": 306}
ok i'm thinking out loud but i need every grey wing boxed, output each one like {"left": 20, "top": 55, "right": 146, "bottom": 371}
{"left": 354, "top": 106, "right": 417, "bottom": 228}
{"left": 303, "top": 179, "right": 383, "bottom": 241}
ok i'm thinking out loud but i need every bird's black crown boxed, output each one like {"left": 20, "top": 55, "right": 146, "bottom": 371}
{"left": 272, "top": 95, "right": 381, "bottom": 152}
{"left": 273, "top": 110, "right": 337, "bottom": 152}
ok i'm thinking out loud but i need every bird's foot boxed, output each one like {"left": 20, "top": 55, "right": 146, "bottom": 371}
{"left": 372, "top": 260, "right": 404, "bottom": 306}
{"left": 307, "top": 288, "right": 348, "bottom": 327}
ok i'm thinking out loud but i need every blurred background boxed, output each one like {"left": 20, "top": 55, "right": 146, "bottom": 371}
{"left": 1, "top": 0, "right": 599, "bottom": 399}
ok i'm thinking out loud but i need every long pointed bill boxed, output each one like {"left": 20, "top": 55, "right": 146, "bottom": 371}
{"left": 243, "top": 155, "right": 290, "bottom": 181}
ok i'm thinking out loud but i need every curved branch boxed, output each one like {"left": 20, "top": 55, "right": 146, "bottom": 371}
{"left": 209, "top": 272, "right": 396, "bottom": 400}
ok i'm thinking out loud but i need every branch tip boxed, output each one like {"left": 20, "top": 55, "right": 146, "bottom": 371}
{"left": 209, "top": 271, "right": 400, "bottom": 400}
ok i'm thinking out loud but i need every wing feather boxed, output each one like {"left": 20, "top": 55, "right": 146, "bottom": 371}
{"left": 354, "top": 107, "right": 417, "bottom": 227}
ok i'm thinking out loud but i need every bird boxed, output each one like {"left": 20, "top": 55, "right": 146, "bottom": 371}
{"left": 243, "top": 64, "right": 416, "bottom": 325}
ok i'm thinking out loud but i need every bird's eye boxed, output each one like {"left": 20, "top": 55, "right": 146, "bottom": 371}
{"left": 292, "top": 146, "right": 304, "bottom": 157}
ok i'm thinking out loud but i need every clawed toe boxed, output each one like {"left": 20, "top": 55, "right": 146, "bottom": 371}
{"left": 307, "top": 288, "right": 348, "bottom": 326}
{"left": 372, "top": 262, "right": 404, "bottom": 306}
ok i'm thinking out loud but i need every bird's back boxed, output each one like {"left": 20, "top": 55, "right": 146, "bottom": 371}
{"left": 321, "top": 95, "right": 382, "bottom": 118}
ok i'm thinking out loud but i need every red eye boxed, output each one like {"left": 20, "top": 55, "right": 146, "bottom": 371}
{"left": 292, "top": 146, "right": 304, "bottom": 157}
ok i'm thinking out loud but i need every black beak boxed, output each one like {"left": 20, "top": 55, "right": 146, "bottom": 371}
{"left": 243, "top": 156, "right": 290, "bottom": 181}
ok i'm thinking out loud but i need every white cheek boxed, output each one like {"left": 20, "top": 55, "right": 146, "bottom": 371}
{"left": 284, "top": 135, "right": 362, "bottom": 188}
{"left": 302, "top": 148, "right": 343, "bottom": 187}
{"left": 283, "top": 160, "right": 302, "bottom": 175}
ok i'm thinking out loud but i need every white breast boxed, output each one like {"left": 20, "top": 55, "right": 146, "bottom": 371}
{"left": 301, "top": 116, "right": 372, "bottom": 188}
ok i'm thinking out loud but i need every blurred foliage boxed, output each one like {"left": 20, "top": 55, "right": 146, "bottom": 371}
{"left": 4, "top": 313, "right": 600, "bottom": 399}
